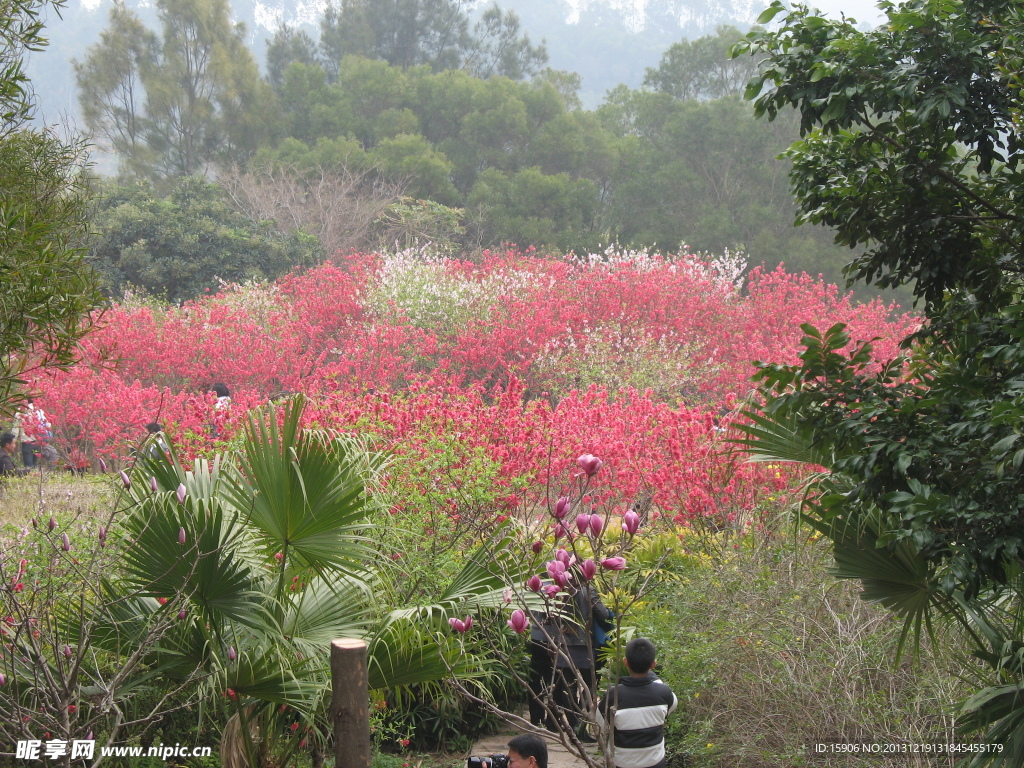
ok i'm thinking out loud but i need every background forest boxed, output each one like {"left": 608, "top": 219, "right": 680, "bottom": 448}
{"left": 63, "top": 0, "right": 887, "bottom": 303}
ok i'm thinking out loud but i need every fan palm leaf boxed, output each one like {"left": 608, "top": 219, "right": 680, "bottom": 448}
{"left": 227, "top": 396, "right": 377, "bottom": 579}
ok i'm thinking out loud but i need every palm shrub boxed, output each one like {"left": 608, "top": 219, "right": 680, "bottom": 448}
{"left": 1, "top": 395, "right": 516, "bottom": 767}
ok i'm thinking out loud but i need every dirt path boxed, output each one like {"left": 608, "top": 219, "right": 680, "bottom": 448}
{"left": 469, "top": 726, "right": 601, "bottom": 768}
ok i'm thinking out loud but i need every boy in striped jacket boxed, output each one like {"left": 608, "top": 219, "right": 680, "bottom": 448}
{"left": 596, "top": 637, "right": 678, "bottom": 768}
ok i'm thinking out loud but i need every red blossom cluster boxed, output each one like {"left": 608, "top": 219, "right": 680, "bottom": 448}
{"left": 27, "top": 250, "right": 913, "bottom": 520}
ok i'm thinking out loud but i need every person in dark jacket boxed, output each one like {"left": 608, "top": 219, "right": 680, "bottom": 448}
{"left": 528, "top": 582, "right": 611, "bottom": 738}
{"left": 0, "top": 432, "right": 17, "bottom": 476}
{"left": 596, "top": 637, "right": 678, "bottom": 768}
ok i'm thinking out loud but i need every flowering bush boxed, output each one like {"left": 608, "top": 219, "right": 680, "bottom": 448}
{"left": 26, "top": 247, "right": 913, "bottom": 522}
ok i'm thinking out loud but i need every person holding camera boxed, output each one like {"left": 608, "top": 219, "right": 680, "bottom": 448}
{"left": 508, "top": 734, "right": 547, "bottom": 768}
{"left": 467, "top": 734, "right": 547, "bottom": 768}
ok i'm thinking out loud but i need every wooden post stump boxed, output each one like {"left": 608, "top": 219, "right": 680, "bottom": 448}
{"left": 331, "top": 638, "right": 371, "bottom": 768}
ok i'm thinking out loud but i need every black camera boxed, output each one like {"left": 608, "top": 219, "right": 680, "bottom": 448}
{"left": 467, "top": 754, "right": 509, "bottom": 768}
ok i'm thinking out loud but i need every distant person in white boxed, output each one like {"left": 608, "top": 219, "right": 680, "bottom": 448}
{"left": 596, "top": 637, "right": 678, "bottom": 768}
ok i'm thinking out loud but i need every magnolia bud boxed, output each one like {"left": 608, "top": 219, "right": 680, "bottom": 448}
{"left": 119, "top": 470, "right": 131, "bottom": 489}
{"left": 178, "top": 528, "right": 186, "bottom": 546}
{"left": 176, "top": 483, "right": 187, "bottom": 505}
{"left": 98, "top": 458, "right": 107, "bottom": 473}
{"left": 507, "top": 609, "right": 530, "bottom": 634}
{"left": 527, "top": 575, "right": 543, "bottom": 592}
{"left": 580, "top": 559, "right": 597, "bottom": 580}
{"left": 228, "top": 646, "right": 237, "bottom": 661}
{"left": 150, "top": 476, "right": 158, "bottom": 493}
{"left": 553, "top": 496, "right": 570, "bottom": 519}
{"left": 61, "top": 533, "right": 70, "bottom": 552}
{"left": 623, "top": 510, "right": 641, "bottom": 535}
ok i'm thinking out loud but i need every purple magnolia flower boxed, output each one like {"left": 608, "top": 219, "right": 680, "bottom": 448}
{"left": 601, "top": 557, "right": 627, "bottom": 571}
{"left": 546, "top": 560, "right": 566, "bottom": 580}
{"left": 527, "top": 575, "right": 543, "bottom": 592}
{"left": 178, "top": 609, "right": 187, "bottom": 621}
{"left": 576, "top": 454, "right": 603, "bottom": 477}
{"left": 622, "top": 510, "right": 641, "bottom": 535}
{"left": 228, "top": 646, "right": 237, "bottom": 662}
{"left": 543, "top": 584, "right": 561, "bottom": 598}
{"left": 178, "top": 528, "right": 187, "bottom": 546}
{"left": 150, "top": 476, "right": 158, "bottom": 493}
{"left": 502, "top": 587, "right": 513, "bottom": 604}
{"left": 553, "top": 496, "right": 571, "bottom": 519}
{"left": 589, "top": 515, "right": 604, "bottom": 536}
{"left": 0, "top": 672, "right": 6, "bottom": 685}
{"left": 98, "top": 458, "right": 107, "bottom": 473}
{"left": 61, "top": 534, "right": 70, "bottom": 552}
{"left": 553, "top": 570, "right": 570, "bottom": 588}
{"left": 575, "top": 513, "right": 591, "bottom": 534}
{"left": 47, "top": 516, "right": 56, "bottom": 532}
{"left": 119, "top": 470, "right": 131, "bottom": 489}
{"left": 176, "top": 483, "right": 187, "bottom": 505}
{"left": 553, "top": 523, "right": 568, "bottom": 539}
{"left": 63, "top": 645, "right": 73, "bottom": 659}
{"left": 448, "top": 616, "right": 472, "bottom": 634}
{"left": 531, "top": 540, "right": 544, "bottom": 554}
{"left": 507, "top": 609, "right": 530, "bottom": 634}
{"left": 554, "top": 549, "right": 571, "bottom": 566}
{"left": 580, "top": 559, "right": 597, "bottom": 581}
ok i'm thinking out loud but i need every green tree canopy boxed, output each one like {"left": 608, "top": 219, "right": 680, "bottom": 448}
{"left": 88, "top": 176, "right": 322, "bottom": 302}
{"left": 75, "top": 0, "right": 273, "bottom": 178}
{"left": 0, "top": 0, "right": 103, "bottom": 416}
{"left": 644, "top": 25, "right": 764, "bottom": 101}
{"left": 264, "top": 0, "right": 547, "bottom": 86}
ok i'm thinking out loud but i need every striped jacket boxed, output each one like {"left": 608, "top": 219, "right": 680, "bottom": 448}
{"left": 596, "top": 672, "right": 678, "bottom": 768}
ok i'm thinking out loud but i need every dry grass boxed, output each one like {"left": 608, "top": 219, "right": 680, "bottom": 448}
{"left": 643, "top": 533, "right": 968, "bottom": 768}
{"left": 0, "top": 470, "right": 113, "bottom": 530}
